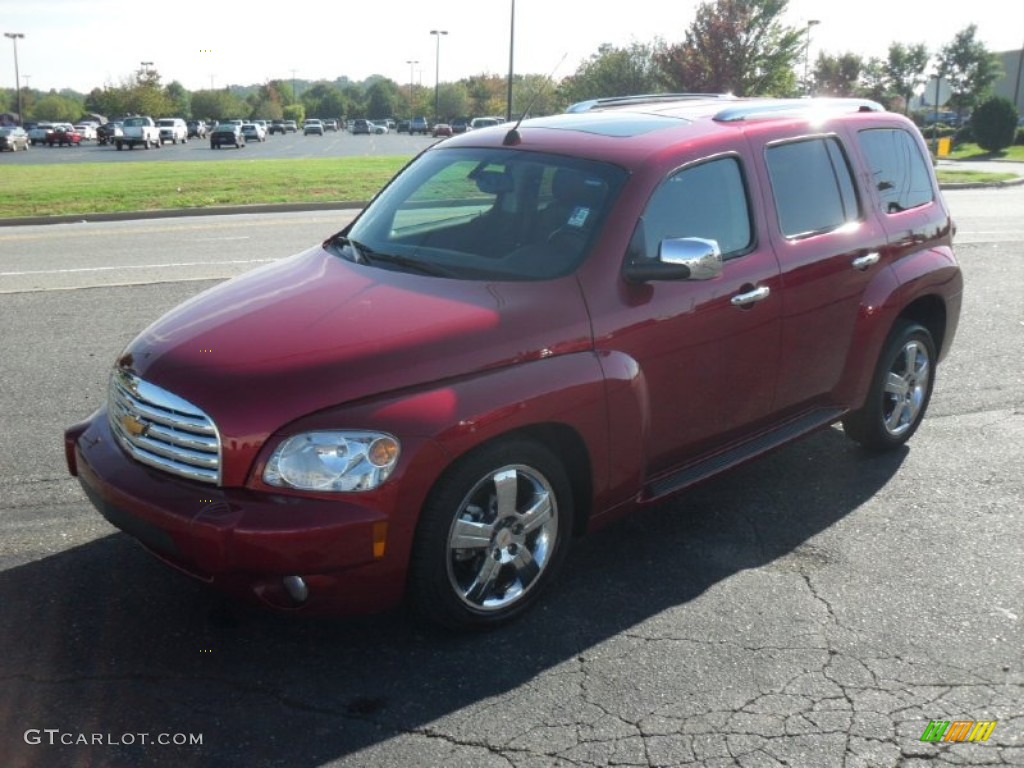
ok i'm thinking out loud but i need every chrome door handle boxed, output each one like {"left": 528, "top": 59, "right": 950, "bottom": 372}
{"left": 730, "top": 285, "right": 770, "bottom": 306}
{"left": 852, "top": 252, "right": 880, "bottom": 270}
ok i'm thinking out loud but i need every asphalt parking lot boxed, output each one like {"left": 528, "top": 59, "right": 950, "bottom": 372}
{"left": 2, "top": 129, "right": 438, "bottom": 165}
{"left": 0, "top": 188, "right": 1021, "bottom": 767}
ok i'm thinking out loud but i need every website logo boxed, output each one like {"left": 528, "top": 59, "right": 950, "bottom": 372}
{"left": 920, "top": 720, "right": 996, "bottom": 743}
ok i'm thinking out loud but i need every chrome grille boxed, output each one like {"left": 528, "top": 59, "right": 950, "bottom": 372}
{"left": 108, "top": 369, "right": 221, "bottom": 484}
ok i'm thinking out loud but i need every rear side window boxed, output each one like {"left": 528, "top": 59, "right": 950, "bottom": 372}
{"left": 765, "top": 137, "right": 860, "bottom": 238}
{"left": 636, "top": 156, "right": 752, "bottom": 260}
{"left": 858, "top": 128, "right": 934, "bottom": 213}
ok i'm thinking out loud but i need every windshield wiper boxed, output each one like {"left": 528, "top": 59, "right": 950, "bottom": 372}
{"left": 324, "top": 233, "right": 369, "bottom": 264}
{"left": 325, "top": 234, "right": 449, "bottom": 276}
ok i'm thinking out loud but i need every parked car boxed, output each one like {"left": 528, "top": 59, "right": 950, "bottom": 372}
{"left": 303, "top": 119, "right": 324, "bottom": 136}
{"left": 351, "top": 118, "right": 371, "bottom": 135}
{"left": 323, "top": 119, "right": 339, "bottom": 132}
{"left": 156, "top": 118, "right": 188, "bottom": 145}
{"left": 46, "top": 124, "right": 82, "bottom": 146}
{"left": 187, "top": 120, "right": 207, "bottom": 139}
{"left": 469, "top": 116, "right": 504, "bottom": 130}
{"left": 284, "top": 120, "right": 298, "bottom": 132}
{"left": 240, "top": 122, "right": 266, "bottom": 142}
{"left": 432, "top": 122, "right": 453, "bottom": 138}
{"left": 209, "top": 123, "right": 245, "bottom": 149}
{"left": 0, "top": 126, "right": 29, "bottom": 151}
{"left": 97, "top": 122, "right": 124, "bottom": 145}
{"left": 66, "top": 95, "right": 962, "bottom": 630}
{"left": 269, "top": 119, "right": 287, "bottom": 135}
{"left": 371, "top": 121, "right": 388, "bottom": 135}
{"left": 451, "top": 118, "right": 469, "bottom": 134}
{"left": 409, "top": 116, "right": 429, "bottom": 135}
{"left": 74, "top": 124, "right": 97, "bottom": 141}
{"left": 27, "top": 121, "right": 54, "bottom": 145}
{"left": 395, "top": 119, "right": 411, "bottom": 134}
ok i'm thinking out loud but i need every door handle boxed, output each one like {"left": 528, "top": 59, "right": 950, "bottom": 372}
{"left": 730, "top": 285, "right": 770, "bottom": 306}
{"left": 852, "top": 252, "right": 880, "bottom": 270}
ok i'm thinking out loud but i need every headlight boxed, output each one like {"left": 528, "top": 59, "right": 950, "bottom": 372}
{"left": 263, "top": 431, "right": 400, "bottom": 492}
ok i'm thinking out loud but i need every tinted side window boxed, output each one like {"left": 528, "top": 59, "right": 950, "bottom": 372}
{"left": 858, "top": 128, "right": 934, "bottom": 213}
{"left": 765, "top": 137, "right": 860, "bottom": 238}
{"left": 637, "top": 157, "right": 752, "bottom": 260}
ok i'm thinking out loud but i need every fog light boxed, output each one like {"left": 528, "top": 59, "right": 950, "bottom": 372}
{"left": 282, "top": 575, "right": 308, "bottom": 604}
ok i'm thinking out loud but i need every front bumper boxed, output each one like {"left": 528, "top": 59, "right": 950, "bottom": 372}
{"left": 65, "top": 409, "right": 419, "bottom": 615}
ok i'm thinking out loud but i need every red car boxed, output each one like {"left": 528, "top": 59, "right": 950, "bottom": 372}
{"left": 432, "top": 122, "right": 453, "bottom": 138}
{"left": 66, "top": 96, "right": 962, "bottom": 629}
{"left": 46, "top": 125, "right": 82, "bottom": 146}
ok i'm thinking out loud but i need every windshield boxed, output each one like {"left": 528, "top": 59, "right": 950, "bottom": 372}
{"left": 342, "top": 147, "right": 625, "bottom": 281}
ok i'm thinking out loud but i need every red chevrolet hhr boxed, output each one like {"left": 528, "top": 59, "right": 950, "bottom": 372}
{"left": 66, "top": 95, "right": 962, "bottom": 629}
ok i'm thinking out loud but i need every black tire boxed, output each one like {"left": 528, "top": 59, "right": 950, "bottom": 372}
{"left": 408, "top": 439, "right": 574, "bottom": 630}
{"left": 842, "top": 320, "right": 937, "bottom": 451}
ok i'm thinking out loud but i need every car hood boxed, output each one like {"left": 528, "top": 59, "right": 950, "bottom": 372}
{"left": 119, "top": 246, "right": 593, "bottom": 477}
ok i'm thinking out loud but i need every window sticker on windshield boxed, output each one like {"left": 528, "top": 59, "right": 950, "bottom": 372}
{"left": 568, "top": 207, "right": 590, "bottom": 228}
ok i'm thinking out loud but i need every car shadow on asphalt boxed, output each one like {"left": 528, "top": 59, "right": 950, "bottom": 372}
{"left": 0, "top": 426, "right": 906, "bottom": 767}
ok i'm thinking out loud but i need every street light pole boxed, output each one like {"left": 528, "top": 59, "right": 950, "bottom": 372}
{"left": 406, "top": 59, "right": 419, "bottom": 107}
{"left": 430, "top": 29, "right": 448, "bottom": 123}
{"left": 803, "top": 20, "right": 819, "bottom": 96}
{"left": 5, "top": 33, "right": 25, "bottom": 126}
{"left": 506, "top": 0, "right": 515, "bottom": 122}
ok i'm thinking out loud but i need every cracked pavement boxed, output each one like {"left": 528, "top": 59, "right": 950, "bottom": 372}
{"left": 1, "top": 191, "right": 1022, "bottom": 767}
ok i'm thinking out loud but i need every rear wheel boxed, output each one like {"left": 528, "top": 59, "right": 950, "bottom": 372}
{"left": 409, "top": 439, "right": 573, "bottom": 630}
{"left": 842, "top": 320, "right": 936, "bottom": 451}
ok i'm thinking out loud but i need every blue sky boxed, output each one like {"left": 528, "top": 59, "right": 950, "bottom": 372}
{"left": 3, "top": 0, "right": 1022, "bottom": 94}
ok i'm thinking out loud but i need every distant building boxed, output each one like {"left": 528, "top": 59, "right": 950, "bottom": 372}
{"left": 993, "top": 49, "right": 1024, "bottom": 114}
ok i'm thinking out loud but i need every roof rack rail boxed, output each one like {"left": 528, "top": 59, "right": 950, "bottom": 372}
{"left": 713, "top": 98, "right": 884, "bottom": 122}
{"left": 566, "top": 93, "right": 734, "bottom": 114}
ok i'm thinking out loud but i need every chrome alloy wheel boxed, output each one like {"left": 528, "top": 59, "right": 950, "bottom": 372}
{"left": 446, "top": 464, "right": 558, "bottom": 612}
{"left": 882, "top": 339, "right": 931, "bottom": 437}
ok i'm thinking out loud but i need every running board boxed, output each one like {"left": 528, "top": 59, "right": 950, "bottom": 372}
{"left": 645, "top": 407, "right": 845, "bottom": 500}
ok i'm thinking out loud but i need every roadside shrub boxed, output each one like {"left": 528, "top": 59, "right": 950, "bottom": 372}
{"left": 970, "top": 96, "right": 1019, "bottom": 153}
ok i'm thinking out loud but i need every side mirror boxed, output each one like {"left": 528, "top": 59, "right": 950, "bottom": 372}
{"left": 623, "top": 237, "right": 723, "bottom": 283}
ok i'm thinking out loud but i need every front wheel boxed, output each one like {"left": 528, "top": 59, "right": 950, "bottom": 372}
{"left": 842, "top": 320, "right": 936, "bottom": 451}
{"left": 408, "top": 439, "right": 574, "bottom": 630}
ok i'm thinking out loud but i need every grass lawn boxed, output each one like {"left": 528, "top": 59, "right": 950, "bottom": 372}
{"left": 1, "top": 149, "right": 1019, "bottom": 219}
{"left": 935, "top": 169, "right": 1018, "bottom": 184}
{"left": 0, "top": 156, "right": 409, "bottom": 219}
{"left": 944, "top": 142, "right": 1024, "bottom": 162}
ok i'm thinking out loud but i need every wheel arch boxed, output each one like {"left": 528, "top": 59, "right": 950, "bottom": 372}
{"left": 897, "top": 295, "right": 947, "bottom": 361}
{"left": 434, "top": 422, "right": 594, "bottom": 538}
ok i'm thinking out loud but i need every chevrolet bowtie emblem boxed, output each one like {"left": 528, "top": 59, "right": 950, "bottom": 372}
{"left": 120, "top": 412, "right": 148, "bottom": 438}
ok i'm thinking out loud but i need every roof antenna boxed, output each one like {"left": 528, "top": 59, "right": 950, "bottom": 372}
{"left": 503, "top": 53, "right": 567, "bottom": 146}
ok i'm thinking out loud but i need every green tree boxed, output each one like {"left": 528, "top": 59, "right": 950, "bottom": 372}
{"left": 365, "top": 79, "right": 401, "bottom": 119}
{"left": 856, "top": 57, "right": 889, "bottom": 103}
{"left": 282, "top": 103, "right": 305, "bottom": 124}
{"left": 882, "top": 43, "right": 929, "bottom": 114}
{"left": 464, "top": 74, "right": 505, "bottom": 117}
{"left": 656, "top": 0, "right": 803, "bottom": 96}
{"left": 116, "top": 67, "right": 173, "bottom": 116}
{"left": 971, "top": 95, "right": 1018, "bottom": 152}
{"left": 190, "top": 89, "right": 248, "bottom": 121}
{"left": 937, "top": 25, "right": 1002, "bottom": 120}
{"left": 164, "top": 81, "right": 190, "bottom": 117}
{"left": 811, "top": 52, "right": 864, "bottom": 97}
{"left": 511, "top": 73, "right": 563, "bottom": 118}
{"left": 32, "top": 92, "right": 83, "bottom": 122}
{"left": 300, "top": 82, "right": 348, "bottom": 120}
{"left": 436, "top": 82, "right": 469, "bottom": 122}
{"left": 559, "top": 42, "right": 665, "bottom": 104}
